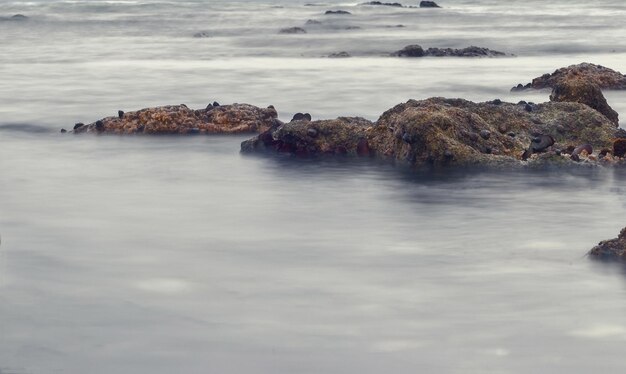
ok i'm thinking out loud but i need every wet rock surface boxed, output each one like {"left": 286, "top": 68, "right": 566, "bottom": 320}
{"left": 242, "top": 96, "right": 617, "bottom": 169}
{"left": 590, "top": 227, "right": 626, "bottom": 262}
{"left": 325, "top": 10, "right": 352, "bottom": 15}
{"left": 511, "top": 63, "right": 626, "bottom": 91}
{"left": 393, "top": 44, "right": 506, "bottom": 57}
{"left": 72, "top": 103, "right": 278, "bottom": 135}
{"left": 361, "top": 1, "right": 404, "bottom": 7}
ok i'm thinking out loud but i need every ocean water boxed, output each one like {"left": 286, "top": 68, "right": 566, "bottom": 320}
{"left": 1, "top": 1, "right": 626, "bottom": 373}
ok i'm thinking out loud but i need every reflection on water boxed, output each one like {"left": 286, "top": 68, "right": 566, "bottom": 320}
{"left": 2, "top": 135, "right": 626, "bottom": 373}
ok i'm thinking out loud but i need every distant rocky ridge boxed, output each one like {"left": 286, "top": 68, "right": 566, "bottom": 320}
{"left": 393, "top": 44, "right": 506, "bottom": 57}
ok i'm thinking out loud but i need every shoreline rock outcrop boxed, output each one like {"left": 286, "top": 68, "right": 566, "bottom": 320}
{"left": 590, "top": 227, "right": 626, "bottom": 262}
{"left": 242, "top": 91, "right": 619, "bottom": 168}
{"left": 511, "top": 63, "right": 626, "bottom": 91}
{"left": 72, "top": 103, "right": 278, "bottom": 135}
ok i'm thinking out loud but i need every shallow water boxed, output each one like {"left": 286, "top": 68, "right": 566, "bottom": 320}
{"left": 1, "top": 1, "right": 626, "bottom": 373}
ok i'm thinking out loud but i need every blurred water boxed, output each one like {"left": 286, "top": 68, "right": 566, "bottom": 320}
{"left": 1, "top": 1, "right": 626, "bottom": 373}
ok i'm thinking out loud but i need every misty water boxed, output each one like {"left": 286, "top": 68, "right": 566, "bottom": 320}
{"left": 1, "top": 0, "right": 626, "bottom": 373}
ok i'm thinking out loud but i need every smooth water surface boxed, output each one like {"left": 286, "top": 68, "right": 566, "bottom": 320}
{"left": 1, "top": 1, "right": 626, "bottom": 373}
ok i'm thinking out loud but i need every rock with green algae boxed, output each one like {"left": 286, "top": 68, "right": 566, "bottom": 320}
{"left": 590, "top": 227, "right": 626, "bottom": 262}
{"left": 511, "top": 62, "right": 626, "bottom": 91}
{"left": 241, "top": 96, "right": 618, "bottom": 168}
{"left": 73, "top": 103, "right": 279, "bottom": 135}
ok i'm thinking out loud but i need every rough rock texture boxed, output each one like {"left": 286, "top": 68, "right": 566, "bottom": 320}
{"left": 549, "top": 79, "right": 619, "bottom": 125}
{"left": 589, "top": 227, "right": 626, "bottom": 262}
{"left": 242, "top": 97, "right": 617, "bottom": 168}
{"left": 394, "top": 45, "right": 506, "bottom": 57}
{"left": 511, "top": 63, "right": 626, "bottom": 91}
{"left": 73, "top": 103, "right": 278, "bottom": 135}
{"left": 241, "top": 117, "right": 374, "bottom": 156}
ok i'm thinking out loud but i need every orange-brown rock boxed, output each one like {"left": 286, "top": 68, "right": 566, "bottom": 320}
{"left": 73, "top": 103, "right": 278, "bottom": 135}
{"left": 242, "top": 97, "right": 618, "bottom": 168}
{"left": 549, "top": 78, "right": 619, "bottom": 125}
{"left": 511, "top": 63, "right": 626, "bottom": 91}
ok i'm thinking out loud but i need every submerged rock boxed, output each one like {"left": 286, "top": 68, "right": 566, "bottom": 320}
{"left": 73, "top": 103, "right": 278, "bottom": 135}
{"left": 590, "top": 227, "right": 626, "bottom": 262}
{"left": 193, "top": 32, "right": 210, "bottom": 38}
{"left": 242, "top": 96, "right": 617, "bottom": 168}
{"left": 511, "top": 63, "right": 626, "bottom": 91}
{"left": 393, "top": 44, "right": 506, "bottom": 57}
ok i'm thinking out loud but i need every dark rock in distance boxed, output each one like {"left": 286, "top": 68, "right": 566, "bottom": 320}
{"left": 279, "top": 27, "right": 307, "bottom": 34}
{"left": 393, "top": 44, "right": 506, "bottom": 57}
{"left": 193, "top": 32, "right": 210, "bottom": 38}
{"left": 419, "top": 1, "right": 441, "bottom": 8}
{"left": 325, "top": 10, "right": 352, "bottom": 15}
{"left": 73, "top": 123, "right": 84, "bottom": 130}
{"left": 361, "top": 1, "right": 403, "bottom": 7}
{"left": 328, "top": 51, "right": 351, "bottom": 58}
{"left": 118, "top": 110, "right": 124, "bottom": 119}
{"left": 393, "top": 44, "right": 424, "bottom": 57}
{"left": 10, "top": 14, "right": 28, "bottom": 20}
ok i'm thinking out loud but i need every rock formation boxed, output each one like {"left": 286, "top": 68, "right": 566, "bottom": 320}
{"left": 393, "top": 45, "right": 506, "bottom": 57}
{"left": 72, "top": 103, "right": 278, "bottom": 135}
{"left": 590, "top": 227, "right": 626, "bottom": 262}
{"left": 242, "top": 93, "right": 618, "bottom": 168}
{"left": 511, "top": 63, "right": 626, "bottom": 91}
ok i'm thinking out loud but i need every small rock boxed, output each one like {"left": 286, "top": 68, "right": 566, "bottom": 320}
{"left": 419, "top": 1, "right": 441, "bottom": 7}
{"left": 95, "top": 120, "right": 105, "bottom": 131}
{"left": 307, "top": 128, "right": 318, "bottom": 137}
{"left": 213, "top": 101, "right": 220, "bottom": 107}
{"left": 393, "top": 44, "right": 424, "bottom": 57}
{"left": 305, "top": 19, "right": 322, "bottom": 25}
{"left": 279, "top": 27, "right": 307, "bottom": 34}
{"left": 193, "top": 32, "right": 210, "bottom": 38}
{"left": 325, "top": 10, "right": 351, "bottom": 15}
{"left": 60, "top": 128, "right": 67, "bottom": 133}
{"left": 328, "top": 51, "right": 351, "bottom": 58}
{"left": 480, "top": 130, "right": 491, "bottom": 140}
{"left": 118, "top": 110, "right": 124, "bottom": 119}
{"left": 73, "top": 123, "right": 84, "bottom": 130}
{"left": 613, "top": 139, "right": 626, "bottom": 157}
{"left": 524, "top": 103, "right": 533, "bottom": 112}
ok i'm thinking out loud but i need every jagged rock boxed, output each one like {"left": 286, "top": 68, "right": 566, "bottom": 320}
{"left": 393, "top": 45, "right": 506, "bottom": 57}
{"left": 549, "top": 78, "right": 619, "bottom": 125}
{"left": 511, "top": 63, "right": 626, "bottom": 91}
{"left": 419, "top": 1, "right": 441, "bottom": 8}
{"left": 73, "top": 103, "right": 278, "bottom": 135}
{"left": 279, "top": 27, "right": 307, "bottom": 34}
{"left": 589, "top": 227, "right": 626, "bottom": 262}
{"left": 325, "top": 10, "right": 352, "bottom": 15}
{"left": 241, "top": 117, "right": 374, "bottom": 156}
{"left": 242, "top": 97, "right": 617, "bottom": 168}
